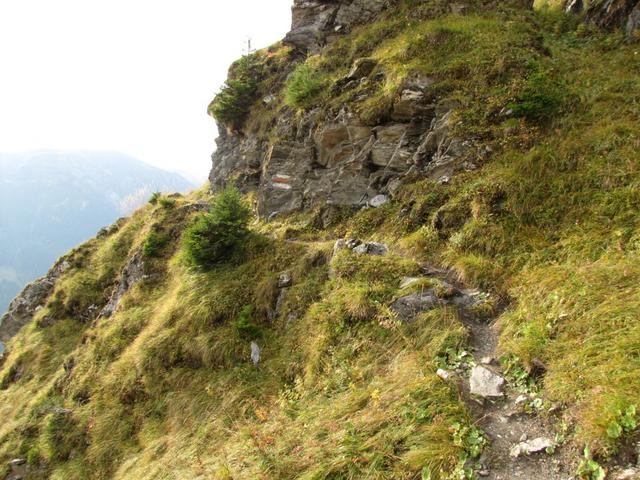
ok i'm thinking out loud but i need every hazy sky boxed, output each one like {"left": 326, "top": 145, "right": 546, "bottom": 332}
{"left": 0, "top": 0, "right": 293, "bottom": 181}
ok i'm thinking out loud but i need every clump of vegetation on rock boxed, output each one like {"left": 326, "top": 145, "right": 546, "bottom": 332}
{"left": 208, "top": 53, "right": 263, "bottom": 130}
{"left": 285, "top": 62, "right": 328, "bottom": 108}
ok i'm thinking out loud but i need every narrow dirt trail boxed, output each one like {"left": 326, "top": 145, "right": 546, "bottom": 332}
{"left": 460, "top": 313, "right": 573, "bottom": 480}
{"left": 299, "top": 237, "right": 577, "bottom": 478}
{"left": 407, "top": 263, "right": 575, "bottom": 478}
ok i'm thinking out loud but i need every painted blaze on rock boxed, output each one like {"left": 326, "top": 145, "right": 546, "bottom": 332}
{"left": 272, "top": 174, "right": 293, "bottom": 190}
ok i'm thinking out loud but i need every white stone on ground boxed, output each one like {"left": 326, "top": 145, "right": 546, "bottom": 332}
{"left": 470, "top": 365, "right": 505, "bottom": 398}
{"left": 509, "top": 437, "right": 554, "bottom": 457}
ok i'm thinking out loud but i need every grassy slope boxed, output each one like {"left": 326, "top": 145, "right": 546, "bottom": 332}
{"left": 1, "top": 2, "right": 639, "bottom": 479}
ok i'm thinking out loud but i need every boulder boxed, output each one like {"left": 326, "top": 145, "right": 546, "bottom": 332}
{"left": 368, "top": 194, "right": 389, "bottom": 208}
{"left": 469, "top": 365, "right": 505, "bottom": 398}
{"left": 352, "top": 242, "right": 389, "bottom": 256}
{"left": 278, "top": 272, "right": 293, "bottom": 288}
{"left": 613, "top": 467, "right": 640, "bottom": 480}
{"left": 390, "top": 291, "right": 439, "bottom": 321}
{"left": 346, "top": 238, "right": 362, "bottom": 249}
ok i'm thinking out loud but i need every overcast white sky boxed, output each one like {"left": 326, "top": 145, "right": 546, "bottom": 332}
{"left": 0, "top": 0, "right": 293, "bottom": 182}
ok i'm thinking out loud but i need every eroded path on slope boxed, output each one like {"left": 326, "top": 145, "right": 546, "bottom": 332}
{"left": 288, "top": 236, "right": 575, "bottom": 478}
{"left": 459, "top": 309, "right": 573, "bottom": 480}
{"left": 334, "top": 238, "right": 574, "bottom": 479}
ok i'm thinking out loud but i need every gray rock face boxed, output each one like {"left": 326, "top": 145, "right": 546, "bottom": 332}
{"left": 100, "top": 252, "right": 145, "bottom": 318}
{"left": 209, "top": 4, "right": 495, "bottom": 218}
{"left": 0, "top": 258, "right": 70, "bottom": 344}
{"left": 469, "top": 365, "right": 505, "bottom": 398}
{"left": 250, "top": 341, "right": 261, "bottom": 365}
{"left": 346, "top": 58, "right": 378, "bottom": 79}
{"left": 628, "top": 4, "right": 640, "bottom": 38}
{"left": 284, "top": 0, "right": 391, "bottom": 53}
{"left": 584, "top": 0, "right": 640, "bottom": 39}
{"left": 565, "top": 0, "right": 583, "bottom": 14}
{"left": 7, "top": 458, "right": 27, "bottom": 480}
{"left": 211, "top": 99, "right": 472, "bottom": 218}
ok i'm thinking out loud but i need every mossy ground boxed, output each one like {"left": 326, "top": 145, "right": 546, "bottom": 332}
{"left": 1, "top": 1, "right": 640, "bottom": 479}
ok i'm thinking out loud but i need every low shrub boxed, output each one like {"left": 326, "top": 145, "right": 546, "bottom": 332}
{"left": 508, "top": 71, "right": 568, "bottom": 122}
{"left": 234, "top": 305, "right": 262, "bottom": 339}
{"left": 148, "top": 192, "right": 161, "bottom": 205}
{"left": 183, "top": 186, "right": 251, "bottom": 269}
{"left": 142, "top": 231, "right": 170, "bottom": 258}
{"left": 158, "top": 196, "right": 176, "bottom": 209}
{"left": 208, "top": 53, "right": 262, "bottom": 129}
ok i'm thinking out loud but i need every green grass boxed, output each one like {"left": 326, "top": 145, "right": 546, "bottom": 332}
{"left": 1, "top": 2, "right": 640, "bottom": 478}
{"left": 284, "top": 62, "right": 328, "bottom": 109}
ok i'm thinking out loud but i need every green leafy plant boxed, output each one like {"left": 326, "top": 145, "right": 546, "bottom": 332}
{"left": 606, "top": 404, "right": 637, "bottom": 440}
{"left": 183, "top": 185, "right": 251, "bottom": 269}
{"left": 285, "top": 63, "right": 327, "bottom": 109}
{"left": 447, "top": 422, "right": 488, "bottom": 479}
{"left": 435, "top": 347, "right": 474, "bottom": 372}
{"left": 501, "top": 355, "right": 539, "bottom": 394}
{"left": 577, "top": 447, "right": 606, "bottom": 480}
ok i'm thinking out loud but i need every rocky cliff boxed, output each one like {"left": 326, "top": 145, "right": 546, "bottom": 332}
{"left": 208, "top": 0, "right": 541, "bottom": 221}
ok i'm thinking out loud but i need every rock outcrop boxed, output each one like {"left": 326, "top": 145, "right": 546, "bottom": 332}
{"left": 283, "top": 0, "right": 536, "bottom": 53}
{"left": 211, "top": 77, "right": 476, "bottom": 218}
{"left": 284, "top": 0, "right": 391, "bottom": 53}
{"left": 567, "top": 0, "right": 640, "bottom": 39}
{"left": 0, "top": 258, "right": 70, "bottom": 346}
{"left": 99, "top": 252, "right": 146, "bottom": 318}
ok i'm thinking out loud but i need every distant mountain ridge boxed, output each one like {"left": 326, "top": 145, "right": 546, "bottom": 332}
{"left": 0, "top": 151, "right": 194, "bottom": 314}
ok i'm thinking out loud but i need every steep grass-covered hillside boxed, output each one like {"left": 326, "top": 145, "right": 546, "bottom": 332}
{"left": 1, "top": 1, "right": 639, "bottom": 479}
